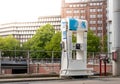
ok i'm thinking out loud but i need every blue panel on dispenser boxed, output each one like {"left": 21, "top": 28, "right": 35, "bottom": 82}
{"left": 69, "top": 18, "right": 78, "bottom": 31}
{"left": 62, "top": 31, "right": 67, "bottom": 39}
{"left": 80, "top": 21, "right": 87, "bottom": 29}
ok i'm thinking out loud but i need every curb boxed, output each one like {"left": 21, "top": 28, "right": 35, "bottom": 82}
{"left": 0, "top": 77, "right": 61, "bottom": 83}
{"left": 0, "top": 74, "right": 59, "bottom": 78}
{"left": 0, "top": 75, "right": 120, "bottom": 83}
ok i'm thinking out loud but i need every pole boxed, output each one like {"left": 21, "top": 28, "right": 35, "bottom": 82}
{"left": 93, "top": 52, "right": 95, "bottom": 70}
{"left": 112, "top": 0, "right": 120, "bottom": 76}
{"left": 52, "top": 51, "right": 54, "bottom": 73}
{"left": 27, "top": 50, "right": 30, "bottom": 74}
{"left": 100, "top": 58, "right": 102, "bottom": 76}
{"left": 104, "top": 60, "right": 107, "bottom": 76}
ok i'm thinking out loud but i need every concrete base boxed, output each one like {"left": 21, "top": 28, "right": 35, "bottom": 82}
{"left": 60, "top": 68, "right": 93, "bottom": 77}
{"left": 112, "top": 61, "right": 120, "bottom": 76}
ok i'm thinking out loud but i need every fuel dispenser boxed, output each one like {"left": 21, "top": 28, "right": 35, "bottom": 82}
{"left": 60, "top": 18, "right": 93, "bottom": 77}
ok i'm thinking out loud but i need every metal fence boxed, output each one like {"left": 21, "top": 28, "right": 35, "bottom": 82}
{"left": 0, "top": 50, "right": 112, "bottom": 75}
{"left": 87, "top": 52, "right": 112, "bottom": 75}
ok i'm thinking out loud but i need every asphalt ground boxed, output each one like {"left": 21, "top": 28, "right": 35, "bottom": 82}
{"left": 0, "top": 74, "right": 119, "bottom": 83}
{"left": 0, "top": 74, "right": 59, "bottom": 83}
{"left": 1, "top": 77, "right": 120, "bottom": 84}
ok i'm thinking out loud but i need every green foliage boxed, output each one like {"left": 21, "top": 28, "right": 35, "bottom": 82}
{"left": 45, "top": 32, "right": 61, "bottom": 58}
{"left": 44, "top": 32, "right": 76, "bottom": 58}
{"left": 22, "top": 24, "right": 55, "bottom": 58}
{"left": 0, "top": 35, "right": 20, "bottom": 57}
{"left": 22, "top": 38, "right": 32, "bottom": 50}
{"left": 87, "top": 29, "right": 100, "bottom": 52}
{"left": 32, "top": 24, "right": 55, "bottom": 49}
{"left": 0, "top": 36, "right": 4, "bottom": 49}
{"left": 22, "top": 27, "right": 102, "bottom": 58}
{"left": 3, "top": 35, "right": 19, "bottom": 50}
{"left": 102, "top": 34, "right": 107, "bottom": 52}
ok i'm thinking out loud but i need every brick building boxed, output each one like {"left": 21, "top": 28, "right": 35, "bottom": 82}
{"left": 61, "top": 0, "right": 107, "bottom": 44}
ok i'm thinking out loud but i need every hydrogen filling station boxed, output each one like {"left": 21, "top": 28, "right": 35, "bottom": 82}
{"left": 60, "top": 18, "right": 93, "bottom": 77}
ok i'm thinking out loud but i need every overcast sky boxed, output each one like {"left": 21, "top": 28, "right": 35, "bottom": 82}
{"left": 0, "top": 0, "right": 61, "bottom": 24}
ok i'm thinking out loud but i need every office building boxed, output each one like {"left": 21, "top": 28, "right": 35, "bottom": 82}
{"left": 38, "top": 15, "right": 61, "bottom": 32}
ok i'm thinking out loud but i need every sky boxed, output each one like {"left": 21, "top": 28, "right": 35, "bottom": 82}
{"left": 0, "top": 0, "right": 61, "bottom": 24}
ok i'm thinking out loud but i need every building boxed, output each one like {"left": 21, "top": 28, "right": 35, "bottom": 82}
{"left": 38, "top": 15, "right": 61, "bottom": 32}
{"left": 0, "top": 15, "right": 61, "bottom": 46}
{"left": 61, "top": 0, "right": 107, "bottom": 43}
{"left": 0, "top": 22, "right": 40, "bottom": 46}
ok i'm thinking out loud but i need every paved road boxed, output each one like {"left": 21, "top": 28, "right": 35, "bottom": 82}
{"left": 1, "top": 77, "right": 120, "bottom": 84}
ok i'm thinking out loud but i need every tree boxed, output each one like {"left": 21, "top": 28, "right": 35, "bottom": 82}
{"left": 87, "top": 29, "right": 100, "bottom": 52}
{"left": 102, "top": 34, "right": 107, "bottom": 52}
{"left": 0, "top": 36, "right": 4, "bottom": 49}
{"left": 0, "top": 35, "right": 20, "bottom": 57}
{"left": 44, "top": 31, "right": 77, "bottom": 58}
{"left": 45, "top": 32, "right": 61, "bottom": 58}
{"left": 22, "top": 24, "right": 55, "bottom": 58}
{"left": 22, "top": 38, "right": 33, "bottom": 50}
{"left": 3, "top": 35, "right": 20, "bottom": 50}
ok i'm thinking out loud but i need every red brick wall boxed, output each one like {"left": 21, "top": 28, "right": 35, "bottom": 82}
{"left": 2, "top": 69, "right": 12, "bottom": 74}
{"left": 87, "top": 64, "right": 112, "bottom": 74}
{"left": 2, "top": 63, "right": 112, "bottom": 75}
{"left": 29, "top": 63, "right": 112, "bottom": 75}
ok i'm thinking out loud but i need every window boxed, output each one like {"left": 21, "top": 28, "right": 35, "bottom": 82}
{"left": 97, "top": 3, "right": 100, "bottom": 6}
{"left": 90, "top": 3, "right": 93, "bottom": 6}
{"left": 80, "top": 4, "right": 87, "bottom": 7}
{"left": 98, "top": 27, "right": 102, "bottom": 30}
{"left": 80, "top": 10, "right": 85, "bottom": 13}
{"left": 100, "top": 2, "right": 103, "bottom": 5}
{"left": 97, "top": 14, "right": 102, "bottom": 18}
{"left": 97, "top": 20, "right": 102, "bottom": 24}
{"left": 67, "top": 16, "right": 72, "bottom": 18}
{"left": 90, "top": 27, "right": 96, "bottom": 30}
{"left": 98, "top": 33, "right": 102, "bottom": 37}
{"left": 66, "top": 10, "right": 72, "bottom": 13}
{"left": 93, "top": 3, "right": 95, "bottom": 6}
{"left": 97, "top": 9, "right": 102, "bottom": 12}
{"left": 80, "top": 16, "right": 85, "bottom": 19}
{"left": 73, "top": 10, "right": 79, "bottom": 13}
{"left": 77, "top": 4, "right": 79, "bottom": 7}
{"left": 69, "top": 4, "right": 73, "bottom": 7}
{"left": 90, "top": 15, "right": 96, "bottom": 18}
{"left": 90, "top": 21, "right": 96, "bottom": 24}
{"left": 90, "top": 8, "right": 96, "bottom": 12}
{"left": 74, "top": 16, "right": 79, "bottom": 19}
{"left": 73, "top": 4, "right": 76, "bottom": 7}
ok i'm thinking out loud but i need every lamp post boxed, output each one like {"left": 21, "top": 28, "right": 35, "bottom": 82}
{"left": 107, "top": 20, "right": 112, "bottom": 58}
